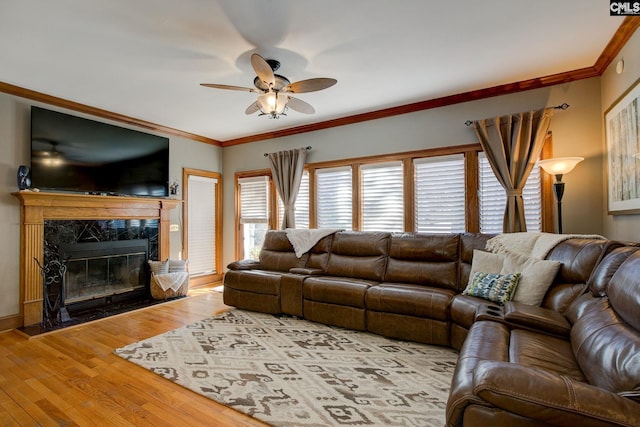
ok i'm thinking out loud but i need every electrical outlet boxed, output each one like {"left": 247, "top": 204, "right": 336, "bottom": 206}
{"left": 170, "top": 224, "right": 179, "bottom": 232}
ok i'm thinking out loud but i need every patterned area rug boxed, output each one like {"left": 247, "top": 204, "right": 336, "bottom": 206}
{"left": 114, "top": 310, "right": 458, "bottom": 427}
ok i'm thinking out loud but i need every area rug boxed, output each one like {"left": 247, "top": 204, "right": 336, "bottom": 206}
{"left": 114, "top": 310, "right": 458, "bottom": 426}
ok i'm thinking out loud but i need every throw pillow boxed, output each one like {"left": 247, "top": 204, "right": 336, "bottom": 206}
{"left": 500, "top": 252, "right": 561, "bottom": 306}
{"left": 463, "top": 272, "right": 521, "bottom": 304}
{"left": 169, "top": 259, "right": 188, "bottom": 273}
{"left": 148, "top": 260, "right": 169, "bottom": 274}
{"left": 469, "top": 250, "right": 505, "bottom": 280}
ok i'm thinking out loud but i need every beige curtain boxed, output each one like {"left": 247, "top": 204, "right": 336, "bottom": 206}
{"left": 268, "top": 147, "right": 307, "bottom": 229}
{"left": 473, "top": 108, "right": 554, "bottom": 233}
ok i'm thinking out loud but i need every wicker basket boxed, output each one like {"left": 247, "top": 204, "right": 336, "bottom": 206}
{"left": 150, "top": 272, "right": 189, "bottom": 300}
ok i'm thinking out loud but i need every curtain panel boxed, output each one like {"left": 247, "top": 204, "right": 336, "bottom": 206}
{"left": 268, "top": 147, "right": 307, "bottom": 229}
{"left": 473, "top": 108, "right": 554, "bottom": 233}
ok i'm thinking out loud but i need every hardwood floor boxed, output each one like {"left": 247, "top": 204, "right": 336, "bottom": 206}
{"left": 0, "top": 288, "right": 269, "bottom": 426}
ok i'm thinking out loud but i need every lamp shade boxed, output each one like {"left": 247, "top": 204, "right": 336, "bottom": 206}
{"left": 538, "top": 157, "right": 584, "bottom": 176}
{"left": 257, "top": 91, "right": 288, "bottom": 117}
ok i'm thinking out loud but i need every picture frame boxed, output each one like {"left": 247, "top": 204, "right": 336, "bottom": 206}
{"left": 605, "top": 77, "right": 640, "bottom": 214}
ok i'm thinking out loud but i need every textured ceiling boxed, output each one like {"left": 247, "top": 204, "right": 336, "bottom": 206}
{"left": 0, "top": 1, "right": 624, "bottom": 141}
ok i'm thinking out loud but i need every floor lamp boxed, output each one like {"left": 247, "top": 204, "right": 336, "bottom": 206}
{"left": 538, "top": 157, "right": 584, "bottom": 234}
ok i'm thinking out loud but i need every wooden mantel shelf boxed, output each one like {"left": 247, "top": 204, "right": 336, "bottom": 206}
{"left": 12, "top": 191, "right": 181, "bottom": 327}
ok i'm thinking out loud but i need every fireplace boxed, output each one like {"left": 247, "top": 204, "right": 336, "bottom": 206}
{"left": 12, "top": 191, "right": 180, "bottom": 328}
{"left": 61, "top": 239, "right": 149, "bottom": 307}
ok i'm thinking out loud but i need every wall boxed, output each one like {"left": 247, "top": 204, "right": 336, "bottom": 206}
{"left": 0, "top": 92, "right": 222, "bottom": 322}
{"left": 601, "top": 29, "right": 640, "bottom": 241}
{"left": 221, "top": 77, "right": 605, "bottom": 268}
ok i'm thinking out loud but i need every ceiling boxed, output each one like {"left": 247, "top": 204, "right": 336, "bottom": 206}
{"left": 0, "top": 1, "right": 625, "bottom": 143}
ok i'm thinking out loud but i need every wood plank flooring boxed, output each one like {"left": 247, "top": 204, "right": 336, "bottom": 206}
{"left": 0, "top": 288, "right": 269, "bottom": 426}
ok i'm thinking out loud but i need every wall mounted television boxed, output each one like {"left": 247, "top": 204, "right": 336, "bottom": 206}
{"left": 30, "top": 106, "right": 170, "bottom": 198}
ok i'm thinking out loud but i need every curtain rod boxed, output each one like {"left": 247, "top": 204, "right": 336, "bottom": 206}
{"left": 464, "top": 103, "right": 569, "bottom": 126}
{"left": 264, "top": 146, "right": 312, "bottom": 157}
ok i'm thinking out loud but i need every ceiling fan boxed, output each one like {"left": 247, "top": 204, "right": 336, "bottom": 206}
{"left": 201, "top": 54, "right": 337, "bottom": 119}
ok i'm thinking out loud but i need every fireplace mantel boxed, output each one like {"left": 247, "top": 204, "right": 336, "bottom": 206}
{"left": 13, "top": 191, "right": 180, "bottom": 326}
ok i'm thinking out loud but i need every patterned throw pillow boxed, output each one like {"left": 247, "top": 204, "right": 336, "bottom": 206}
{"left": 463, "top": 272, "right": 521, "bottom": 304}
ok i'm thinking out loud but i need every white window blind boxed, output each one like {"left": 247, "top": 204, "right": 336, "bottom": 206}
{"left": 479, "top": 153, "right": 542, "bottom": 233}
{"left": 238, "top": 176, "right": 270, "bottom": 259}
{"left": 239, "top": 176, "right": 269, "bottom": 224}
{"left": 277, "top": 170, "right": 309, "bottom": 229}
{"left": 414, "top": 155, "right": 466, "bottom": 233}
{"left": 187, "top": 175, "right": 217, "bottom": 275}
{"left": 316, "top": 166, "right": 352, "bottom": 230}
{"left": 361, "top": 161, "right": 404, "bottom": 231}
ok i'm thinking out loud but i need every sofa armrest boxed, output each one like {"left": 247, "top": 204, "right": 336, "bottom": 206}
{"left": 503, "top": 301, "right": 571, "bottom": 337}
{"left": 289, "top": 267, "right": 324, "bottom": 275}
{"left": 473, "top": 360, "right": 640, "bottom": 426}
{"left": 227, "top": 259, "right": 261, "bottom": 270}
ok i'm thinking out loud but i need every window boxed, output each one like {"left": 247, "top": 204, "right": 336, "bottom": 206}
{"left": 187, "top": 174, "right": 218, "bottom": 275}
{"left": 414, "top": 155, "right": 466, "bottom": 233}
{"left": 277, "top": 170, "right": 310, "bottom": 229}
{"left": 316, "top": 166, "right": 353, "bottom": 230}
{"left": 183, "top": 168, "right": 222, "bottom": 285}
{"left": 478, "top": 153, "right": 542, "bottom": 233}
{"left": 235, "top": 143, "right": 551, "bottom": 248}
{"left": 238, "top": 176, "right": 270, "bottom": 260}
{"left": 361, "top": 162, "right": 404, "bottom": 231}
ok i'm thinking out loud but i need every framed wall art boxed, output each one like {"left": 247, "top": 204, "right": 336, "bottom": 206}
{"left": 605, "top": 77, "right": 640, "bottom": 214}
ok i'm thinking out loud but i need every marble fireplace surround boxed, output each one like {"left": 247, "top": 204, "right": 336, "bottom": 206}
{"left": 13, "top": 191, "right": 180, "bottom": 327}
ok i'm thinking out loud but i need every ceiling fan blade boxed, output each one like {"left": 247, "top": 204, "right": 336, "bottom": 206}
{"left": 251, "top": 53, "right": 275, "bottom": 86}
{"left": 284, "top": 78, "right": 337, "bottom": 93}
{"left": 200, "top": 83, "right": 259, "bottom": 93}
{"left": 245, "top": 101, "right": 260, "bottom": 115}
{"left": 286, "top": 96, "right": 315, "bottom": 114}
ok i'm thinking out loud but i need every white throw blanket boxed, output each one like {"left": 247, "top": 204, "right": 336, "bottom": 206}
{"left": 485, "top": 232, "right": 605, "bottom": 259}
{"left": 285, "top": 228, "right": 342, "bottom": 258}
{"left": 152, "top": 272, "right": 189, "bottom": 291}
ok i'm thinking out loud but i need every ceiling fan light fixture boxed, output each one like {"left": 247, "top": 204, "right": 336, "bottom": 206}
{"left": 257, "top": 92, "right": 288, "bottom": 119}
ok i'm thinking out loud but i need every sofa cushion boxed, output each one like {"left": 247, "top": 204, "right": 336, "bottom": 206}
{"left": 587, "top": 246, "right": 639, "bottom": 297}
{"left": 366, "top": 283, "right": 454, "bottom": 320}
{"left": 384, "top": 233, "right": 459, "bottom": 290}
{"left": 509, "top": 329, "right": 586, "bottom": 381}
{"left": 325, "top": 231, "right": 390, "bottom": 281}
{"left": 303, "top": 276, "right": 376, "bottom": 308}
{"left": 259, "top": 231, "right": 309, "bottom": 272}
{"left": 223, "top": 269, "right": 280, "bottom": 295}
{"left": 459, "top": 233, "right": 495, "bottom": 292}
{"left": 463, "top": 272, "right": 520, "bottom": 305}
{"left": 305, "top": 233, "right": 334, "bottom": 271}
{"left": 571, "top": 298, "right": 640, "bottom": 396}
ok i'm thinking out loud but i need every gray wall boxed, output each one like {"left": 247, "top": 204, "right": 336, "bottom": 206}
{"left": 0, "top": 93, "right": 222, "bottom": 320}
{"left": 221, "top": 77, "right": 606, "bottom": 268}
{"left": 602, "top": 29, "right": 640, "bottom": 241}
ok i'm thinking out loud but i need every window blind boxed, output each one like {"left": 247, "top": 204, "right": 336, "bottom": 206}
{"left": 187, "top": 175, "right": 218, "bottom": 275}
{"left": 316, "top": 166, "right": 352, "bottom": 230}
{"left": 239, "top": 176, "right": 269, "bottom": 224}
{"left": 361, "top": 161, "right": 404, "bottom": 231}
{"left": 414, "top": 155, "right": 466, "bottom": 233}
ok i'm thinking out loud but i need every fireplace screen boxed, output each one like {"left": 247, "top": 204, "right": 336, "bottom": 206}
{"left": 61, "top": 240, "right": 148, "bottom": 304}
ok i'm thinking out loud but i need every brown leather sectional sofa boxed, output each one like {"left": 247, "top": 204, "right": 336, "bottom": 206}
{"left": 223, "top": 230, "right": 640, "bottom": 426}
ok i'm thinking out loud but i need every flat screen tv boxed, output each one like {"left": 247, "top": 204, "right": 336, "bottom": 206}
{"left": 30, "top": 106, "right": 170, "bottom": 198}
